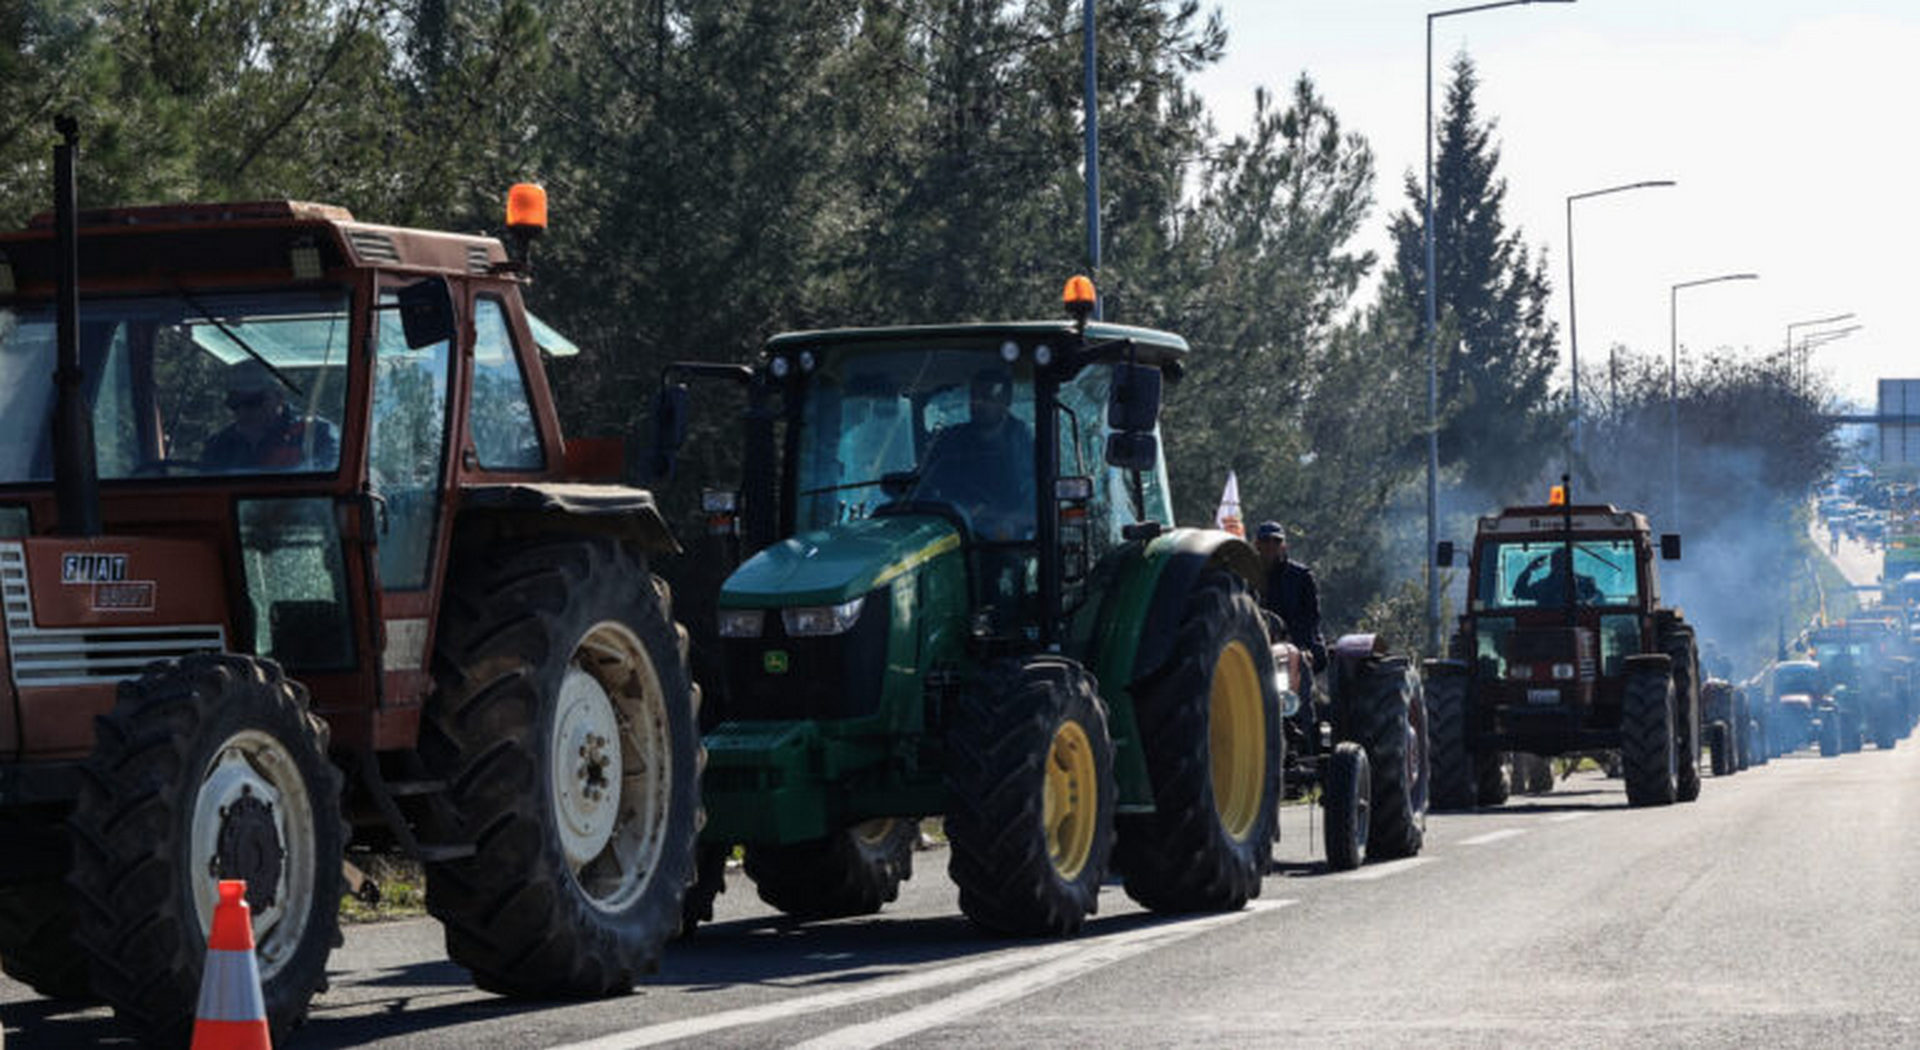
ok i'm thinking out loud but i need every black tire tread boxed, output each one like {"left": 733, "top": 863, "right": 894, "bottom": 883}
{"left": 1621, "top": 668, "right": 1677, "bottom": 807}
{"left": 746, "top": 820, "right": 918, "bottom": 920}
{"left": 1424, "top": 672, "right": 1475, "bottom": 812}
{"left": 1115, "top": 570, "right": 1281, "bottom": 912}
{"left": 66, "top": 654, "right": 344, "bottom": 1048}
{"left": 946, "top": 657, "right": 1114, "bottom": 936}
{"left": 420, "top": 537, "right": 699, "bottom": 997}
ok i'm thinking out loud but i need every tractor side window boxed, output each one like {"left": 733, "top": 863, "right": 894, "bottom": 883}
{"left": 369, "top": 292, "right": 453, "bottom": 590}
{"left": 469, "top": 298, "right": 545, "bottom": 471}
{"left": 237, "top": 497, "right": 355, "bottom": 669}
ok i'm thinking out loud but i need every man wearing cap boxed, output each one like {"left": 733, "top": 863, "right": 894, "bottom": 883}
{"left": 915, "top": 367, "right": 1034, "bottom": 540}
{"left": 1256, "top": 521, "right": 1327, "bottom": 680}
{"left": 201, "top": 360, "right": 339, "bottom": 473}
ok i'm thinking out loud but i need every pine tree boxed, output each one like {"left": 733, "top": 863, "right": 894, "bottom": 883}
{"left": 1389, "top": 52, "right": 1561, "bottom": 500}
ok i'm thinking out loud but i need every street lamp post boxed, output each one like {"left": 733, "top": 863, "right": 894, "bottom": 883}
{"left": 1083, "top": 0, "right": 1101, "bottom": 320}
{"left": 1797, "top": 324, "right": 1863, "bottom": 387}
{"left": 1783, "top": 312, "right": 1856, "bottom": 387}
{"left": 1423, "top": 0, "right": 1574, "bottom": 653}
{"left": 1668, "top": 273, "right": 1758, "bottom": 533}
{"left": 1565, "top": 179, "right": 1674, "bottom": 456}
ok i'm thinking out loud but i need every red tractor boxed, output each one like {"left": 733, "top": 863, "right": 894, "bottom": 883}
{"left": 1426, "top": 486, "right": 1700, "bottom": 809}
{"left": 0, "top": 124, "right": 701, "bottom": 1045}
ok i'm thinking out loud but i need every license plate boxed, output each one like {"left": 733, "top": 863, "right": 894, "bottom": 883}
{"left": 1527, "top": 688, "right": 1560, "bottom": 705}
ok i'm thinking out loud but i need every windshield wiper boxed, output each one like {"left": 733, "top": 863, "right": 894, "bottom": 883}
{"left": 171, "top": 282, "right": 304, "bottom": 398}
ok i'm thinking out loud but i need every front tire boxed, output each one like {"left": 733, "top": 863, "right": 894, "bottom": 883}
{"left": 947, "top": 657, "right": 1115, "bottom": 936}
{"left": 1116, "top": 569, "right": 1281, "bottom": 912}
{"left": 0, "top": 877, "right": 92, "bottom": 1001}
{"left": 67, "top": 655, "right": 343, "bottom": 1047}
{"left": 1708, "top": 722, "right": 1733, "bottom": 777}
{"left": 745, "top": 819, "right": 918, "bottom": 920}
{"left": 1322, "top": 742, "right": 1370, "bottom": 872}
{"left": 1424, "top": 668, "right": 1475, "bottom": 812}
{"left": 1346, "top": 656, "right": 1425, "bottom": 859}
{"left": 420, "top": 537, "right": 700, "bottom": 996}
{"left": 1621, "top": 663, "right": 1678, "bottom": 807}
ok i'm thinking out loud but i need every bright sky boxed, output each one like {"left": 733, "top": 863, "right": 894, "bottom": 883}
{"left": 1189, "top": 0, "right": 1920, "bottom": 409}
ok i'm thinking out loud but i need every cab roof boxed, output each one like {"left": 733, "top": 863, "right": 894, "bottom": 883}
{"left": 1477, "top": 503, "right": 1652, "bottom": 536}
{"left": 765, "top": 321, "right": 1189, "bottom": 367}
{"left": 0, "top": 199, "right": 510, "bottom": 290}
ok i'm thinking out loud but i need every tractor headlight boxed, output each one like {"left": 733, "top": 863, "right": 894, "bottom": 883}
{"left": 782, "top": 597, "right": 866, "bottom": 637}
{"left": 1552, "top": 663, "right": 1576, "bottom": 680}
{"left": 717, "top": 609, "right": 765, "bottom": 638}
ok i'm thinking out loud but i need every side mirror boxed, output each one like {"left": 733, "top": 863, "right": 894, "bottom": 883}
{"left": 1105, "top": 431, "right": 1158, "bottom": 472}
{"left": 1107, "top": 362, "right": 1162, "bottom": 433}
{"left": 650, "top": 383, "right": 689, "bottom": 480}
{"left": 1660, "top": 533, "right": 1682, "bottom": 561}
{"left": 1435, "top": 541, "right": 1454, "bottom": 568}
{"left": 396, "top": 277, "right": 456, "bottom": 350}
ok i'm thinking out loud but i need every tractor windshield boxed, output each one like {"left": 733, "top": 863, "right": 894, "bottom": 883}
{"left": 0, "top": 289, "right": 351, "bottom": 483}
{"left": 1476, "top": 538, "right": 1639, "bottom": 610}
{"left": 1772, "top": 663, "right": 1820, "bottom": 696}
{"left": 794, "top": 345, "right": 1036, "bottom": 541}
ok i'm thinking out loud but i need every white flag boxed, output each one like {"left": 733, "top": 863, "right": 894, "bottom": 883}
{"left": 1215, "top": 470, "right": 1244, "bottom": 537}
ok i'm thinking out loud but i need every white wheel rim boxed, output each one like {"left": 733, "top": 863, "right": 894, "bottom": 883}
{"left": 551, "top": 621, "right": 674, "bottom": 914}
{"left": 189, "top": 729, "right": 316, "bottom": 983}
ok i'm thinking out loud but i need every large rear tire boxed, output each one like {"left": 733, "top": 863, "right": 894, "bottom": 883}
{"left": 1708, "top": 721, "right": 1733, "bottom": 777}
{"left": 1116, "top": 570, "right": 1281, "bottom": 913}
{"left": 420, "top": 537, "right": 700, "bottom": 996}
{"left": 1475, "top": 754, "right": 1510, "bottom": 807}
{"left": 677, "top": 843, "right": 732, "bottom": 938}
{"left": 1345, "top": 656, "right": 1425, "bottom": 859}
{"left": 947, "top": 657, "right": 1115, "bottom": 936}
{"left": 1322, "top": 742, "right": 1370, "bottom": 872}
{"left": 1819, "top": 711, "right": 1842, "bottom": 757}
{"left": 1423, "top": 669, "right": 1475, "bottom": 811}
{"left": 745, "top": 819, "right": 918, "bottom": 920}
{"left": 1621, "top": 664, "right": 1678, "bottom": 807}
{"left": 0, "top": 877, "right": 92, "bottom": 1001}
{"left": 67, "top": 655, "right": 344, "bottom": 1048}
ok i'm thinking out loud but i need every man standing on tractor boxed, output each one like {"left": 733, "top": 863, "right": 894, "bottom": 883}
{"left": 1256, "top": 521, "right": 1327, "bottom": 688}
{"left": 201, "top": 359, "right": 339, "bottom": 473}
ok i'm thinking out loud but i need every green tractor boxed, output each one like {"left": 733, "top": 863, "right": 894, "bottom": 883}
{"left": 658, "top": 279, "right": 1286, "bottom": 935}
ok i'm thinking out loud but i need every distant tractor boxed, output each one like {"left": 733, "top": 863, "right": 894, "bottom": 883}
{"left": 1425, "top": 485, "right": 1702, "bottom": 809}
{"left": 1806, "top": 619, "right": 1911, "bottom": 752}
{"left": 1760, "top": 659, "right": 1821, "bottom": 756}
{"left": 662, "top": 279, "right": 1293, "bottom": 935}
{"left": 0, "top": 128, "right": 700, "bottom": 1046}
{"left": 1702, "top": 678, "right": 1759, "bottom": 776}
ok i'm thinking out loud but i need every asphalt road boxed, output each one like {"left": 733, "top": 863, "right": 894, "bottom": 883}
{"left": 8, "top": 736, "right": 1920, "bottom": 1049}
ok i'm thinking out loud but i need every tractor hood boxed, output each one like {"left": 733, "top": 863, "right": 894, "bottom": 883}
{"left": 720, "top": 515, "right": 961, "bottom": 608}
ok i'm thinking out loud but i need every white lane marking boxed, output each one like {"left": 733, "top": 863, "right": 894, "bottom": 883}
{"left": 789, "top": 899, "right": 1297, "bottom": 1050}
{"left": 1338, "top": 855, "right": 1436, "bottom": 881}
{"left": 1458, "top": 828, "right": 1527, "bottom": 846}
{"left": 542, "top": 901, "right": 1294, "bottom": 1050}
{"left": 1547, "top": 811, "right": 1595, "bottom": 824}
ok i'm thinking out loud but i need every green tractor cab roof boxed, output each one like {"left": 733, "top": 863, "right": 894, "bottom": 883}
{"left": 764, "top": 321, "right": 1189, "bottom": 369}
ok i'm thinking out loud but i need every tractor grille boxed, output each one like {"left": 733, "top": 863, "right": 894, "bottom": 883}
{"left": 719, "top": 601, "right": 889, "bottom": 723}
{"left": 0, "top": 543, "right": 225, "bottom": 688}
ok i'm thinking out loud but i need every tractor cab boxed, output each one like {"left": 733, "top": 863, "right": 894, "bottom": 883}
{"left": 1457, "top": 495, "right": 1676, "bottom": 734}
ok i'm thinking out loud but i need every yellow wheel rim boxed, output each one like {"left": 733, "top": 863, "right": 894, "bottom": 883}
{"left": 1209, "top": 640, "right": 1267, "bottom": 840}
{"left": 1043, "top": 720, "right": 1098, "bottom": 880}
{"left": 852, "top": 818, "right": 896, "bottom": 847}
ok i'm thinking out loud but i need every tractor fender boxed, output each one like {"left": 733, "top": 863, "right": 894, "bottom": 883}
{"left": 452, "top": 482, "right": 683, "bottom": 556}
{"left": 1077, "top": 527, "right": 1261, "bottom": 693}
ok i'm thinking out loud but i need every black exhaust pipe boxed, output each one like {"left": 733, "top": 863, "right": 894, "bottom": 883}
{"left": 51, "top": 115, "right": 100, "bottom": 537}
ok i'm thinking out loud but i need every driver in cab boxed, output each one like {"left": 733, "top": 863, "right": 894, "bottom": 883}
{"left": 1513, "top": 547, "right": 1601, "bottom": 607}
{"left": 915, "top": 367, "right": 1034, "bottom": 540}
{"left": 201, "top": 359, "right": 338, "bottom": 473}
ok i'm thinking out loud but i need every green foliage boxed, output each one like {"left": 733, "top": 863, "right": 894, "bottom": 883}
{"left": 0, "top": 3, "right": 1566, "bottom": 645}
{"left": 1389, "top": 53, "right": 1562, "bottom": 502}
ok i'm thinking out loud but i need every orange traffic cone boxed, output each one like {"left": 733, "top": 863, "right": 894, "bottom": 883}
{"left": 191, "top": 879, "right": 271, "bottom": 1050}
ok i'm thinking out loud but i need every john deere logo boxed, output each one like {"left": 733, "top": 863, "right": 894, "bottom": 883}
{"left": 763, "top": 650, "right": 790, "bottom": 674}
